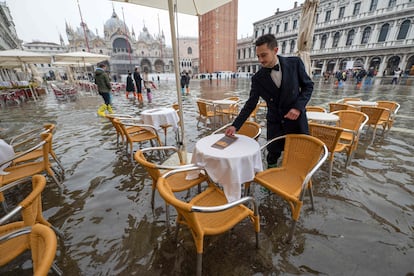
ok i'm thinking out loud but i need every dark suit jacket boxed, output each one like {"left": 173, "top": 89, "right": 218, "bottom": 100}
{"left": 233, "top": 55, "right": 313, "bottom": 136}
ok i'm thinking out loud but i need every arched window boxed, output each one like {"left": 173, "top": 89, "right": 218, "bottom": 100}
{"left": 187, "top": 47, "right": 192, "bottom": 55}
{"left": 346, "top": 30, "right": 355, "bottom": 46}
{"left": 320, "top": 34, "right": 327, "bottom": 49}
{"left": 378, "top": 23, "right": 389, "bottom": 42}
{"left": 361, "top": 27, "right": 371, "bottom": 44}
{"left": 332, "top": 32, "right": 340, "bottom": 47}
{"left": 397, "top": 20, "right": 410, "bottom": 40}
{"left": 281, "top": 41, "right": 286, "bottom": 54}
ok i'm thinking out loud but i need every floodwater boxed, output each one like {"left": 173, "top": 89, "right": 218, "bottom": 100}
{"left": 1, "top": 77, "right": 413, "bottom": 275}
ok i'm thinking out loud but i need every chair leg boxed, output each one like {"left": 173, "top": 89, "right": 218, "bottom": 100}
{"left": 52, "top": 262, "right": 63, "bottom": 276}
{"left": 286, "top": 220, "right": 297, "bottom": 243}
{"left": 165, "top": 203, "right": 170, "bottom": 230}
{"left": 308, "top": 186, "right": 315, "bottom": 210}
{"left": 196, "top": 253, "right": 203, "bottom": 276}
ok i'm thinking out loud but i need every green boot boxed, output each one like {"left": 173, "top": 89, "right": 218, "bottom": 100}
{"left": 107, "top": 104, "right": 114, "bottom": 114}
{"left": 97, "top": 104, "right": 107, "bottom": 117}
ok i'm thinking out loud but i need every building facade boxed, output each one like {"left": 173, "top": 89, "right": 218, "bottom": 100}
{"left": 0, "top": 1, "right": 20, "bottom": 50}
{"left": 199, "top": 0, "right": 238, "bottom": 73}
{"left": 178, "top": 37, "right": 199, "bottom": 75}
{"left": 237, "top": 0, "right": 414, "bottom": 77}
{"left": 65, "top": 8, "right": 174, "bottom": 77}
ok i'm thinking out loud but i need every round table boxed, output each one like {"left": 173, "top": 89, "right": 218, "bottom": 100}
{"left": 191, "top": 134, "right": 263, "bottom": 202}
{"left": 141, "top": 107, "right": 179, "bottom": 144}
{"left": 306, "top": 111, "right": 339, "bottom": 122}
{"left": 346, "top": 100, "right": 378, "bottom": 107}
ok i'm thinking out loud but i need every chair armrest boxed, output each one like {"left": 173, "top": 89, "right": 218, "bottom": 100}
{"left": 192, "top": 196, "right": 258, "bottom": 216}
{"left": 0, "top": 226, "right": 32, "bottom": 242}
{"left": 0, "top": 141, "right": 45, "bottom": 168}
{"left": 9, "top": 127, "right": 44, "bottom": 145}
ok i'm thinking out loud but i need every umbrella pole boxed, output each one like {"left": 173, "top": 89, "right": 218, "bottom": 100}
{"left": 168, "top": 0, "right": 187, "bottom": 163}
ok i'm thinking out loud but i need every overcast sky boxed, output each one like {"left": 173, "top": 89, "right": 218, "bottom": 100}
{"left": 7, "top": 0, "right": 304, "bottom": 46}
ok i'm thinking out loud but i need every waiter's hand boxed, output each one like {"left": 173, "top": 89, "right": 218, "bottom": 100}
{"left": 284, "top": 108, "right": 301, "bottom": 120}
{"left": 225, "top": 126, "right": 236, "bottom": 136}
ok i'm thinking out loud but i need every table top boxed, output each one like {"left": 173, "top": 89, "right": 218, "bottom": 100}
{"left": 346, "top": 100, "right": 378, "bottom": 106}
{"left": 191, "top": 134, "right": 263, "bottom": 202}
{"left": 141, "top": 107, "right": 179, "bottom": 129}
{"left": 306, "top": 111, "right": 339, "bottom": 122}
{"left": 212, "top": 99, "right": 237, "bottom": 105}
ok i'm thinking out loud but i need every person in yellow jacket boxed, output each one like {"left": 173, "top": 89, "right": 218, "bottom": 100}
{"left": 94, "top": 63, "right": 113, "bottom": 116}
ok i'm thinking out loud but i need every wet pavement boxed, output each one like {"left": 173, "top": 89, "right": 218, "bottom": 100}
{"left": 0, "top": 77, "right": 413, "bottom": 275}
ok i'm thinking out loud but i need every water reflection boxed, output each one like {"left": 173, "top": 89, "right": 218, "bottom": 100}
{"left": 1, "top": 78, "right": 413, "bottom": 275}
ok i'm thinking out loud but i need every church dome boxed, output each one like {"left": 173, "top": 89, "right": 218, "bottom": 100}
{"left": 104, "top": 9, "right": 128, "bottom": 36}
{"left": 138, "top": 26, "right": 154, "bottom": 42}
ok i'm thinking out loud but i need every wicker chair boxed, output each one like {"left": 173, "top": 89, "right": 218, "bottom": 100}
{"left": 329, "top": 102, "right": 356, "bottom": 112}
{"left": 331, "top": 110, "right": 368, "bottom": 165}
{"left": 253, "top": 134, "right": 328, "bottom": 242}
{"left": 196, "top": 99, "right": 218, "bottom": 128}
{"left": 0, "top": 224, "right": 57, "bottom": 275}
{"left": 306, "top": 105, "right": 327, "bottom": 113}
{"left": 212, "top": 121, "right": 262, "bottom": 140}
{"left": 113, "top": 118, "right": 162, "bottom": 161}
{"left": 0, "top": 133, "right": 62, "bottom": 193}
{"left": 134, "top": 146, "right": 209, "bottom": 211}
{"left": 360, "top": 106, "right": 390, "bottom": 143}
{"left": 309, "top": 123, "right": 346, "bottom": 180}
{"left": 376, "top": 100, "right": 400, "bottom": 132}
{"left": 157, "top": 166, "right": 260, "bottom": 276}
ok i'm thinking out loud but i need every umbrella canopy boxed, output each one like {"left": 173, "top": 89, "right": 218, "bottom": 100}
{"left": 0, "top": 49, "right": 52, "bottom": 67}
{"left": 54, "top": 51, "right": 110, "bottom": 64}
{"left": 296, "top": 0, "right": 320, "bottom": 76}
{"left": 112, "top": 0, "right": 231, "bottom": 161}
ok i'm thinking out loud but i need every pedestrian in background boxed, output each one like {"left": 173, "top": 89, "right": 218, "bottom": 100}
{"left": 391, "top": 68, "right": 402, "bottom": 85}
{"left": 95, "top": 63, "right": 113, "bottom": 116}
{"left": 133, "top": 67, "right": 143, "bottom": 103}
{"left": 125, "top": 71, "right": 136, "bottom": 100}
{"left": 143, "top": 70, "right": 153, "bottom": 103}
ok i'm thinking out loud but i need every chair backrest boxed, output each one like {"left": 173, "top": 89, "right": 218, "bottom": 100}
{"left": 225, "top": 96, "right": 240, "bottom": 102}
{"left": 329, "top": 102, "right": 355, "bottom": 112}
{"left": 280, "top": 134, "right": 327, "bottom": 178}
{"left": 308, "top": 123, "right": 343, "bottom": 153}
{"left": 306, "top": 106, "right": 326, "bottom": 113}
{"left": 134, "top": 150, "right": 161, "bottom": 184}
{"left": 331, "top": 110, "right": 369, "bottom": 133}
{"left": 341, "top": 97, "right": 361, "bottom": 103}
{"left": 360, "top": 106, "right": 387, "bottom": 125}
{"left": 196, "top": 100, "right": 209, "bottom": 117}
{"left": 376, "top": 101, "right": 400, "bottom": 114}
{"left": 237, "top": 121, "right": 262, "bottom": 140}
{"left": 376, "top": 101, "right": 400, "bottom": 122}
{"left": 0, "top": 223, "right": 57, "bottom": 275}
{"left": 0, "top": 175, "right": 50, "bottom": 227}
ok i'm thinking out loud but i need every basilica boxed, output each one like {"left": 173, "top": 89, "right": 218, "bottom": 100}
{"left": 65, "top": 8, "right": 174, "bottom": 76}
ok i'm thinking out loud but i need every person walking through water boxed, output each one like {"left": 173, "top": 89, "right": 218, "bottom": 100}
{"left": 133, "top": 67, "right": 143, "bottom": 104}
{"left": 125, "top": 71, "right": 136, "bottom": 100}
{"left": 143, "top": 70, "right": 153, "bottom": 103}
{"left": 95, "top": 63, "right": 113, "bottom": 116}
{"left": 225, "top": 34, "right": 313, "bottom": 168}
{"left": 391, "top": 67, "right": 402, "bottom": 85}
{"left": 180, "top": 71, "right": 187, "bottom": 95}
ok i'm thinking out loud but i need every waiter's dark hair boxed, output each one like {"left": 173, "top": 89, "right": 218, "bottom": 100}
{"left": 255, "top": 34, "right": 278, "bottom": 49}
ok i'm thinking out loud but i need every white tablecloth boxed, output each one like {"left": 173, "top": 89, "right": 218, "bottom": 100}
{"left": 191, "top": 134, "right": 263, "bottom": 202}
{"left": 307, "top": 111, "right": 339, "bottom": 122}
{"left": 346, "top": 100, "right": 378, "bottom": 106}
{"left": 141, "top": 107, "right": 179, "bottom": 130}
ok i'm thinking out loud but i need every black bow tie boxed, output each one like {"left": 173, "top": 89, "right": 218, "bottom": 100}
{"left": 265, "top": 64, "right": 280, "bottom": 72}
